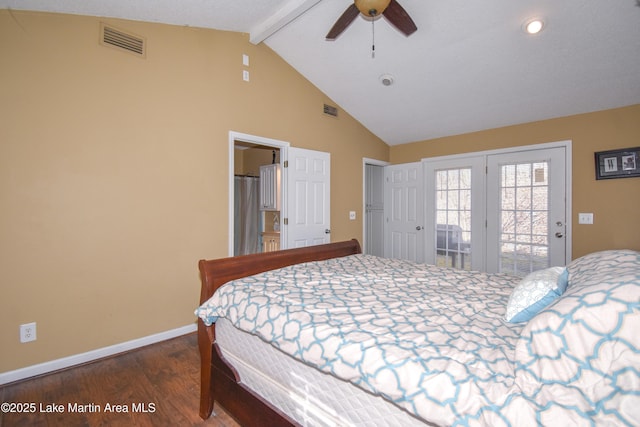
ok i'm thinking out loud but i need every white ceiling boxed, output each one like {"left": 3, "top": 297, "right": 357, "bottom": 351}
{"left": 2, "top": 0, "right": 640, "bottom": 145}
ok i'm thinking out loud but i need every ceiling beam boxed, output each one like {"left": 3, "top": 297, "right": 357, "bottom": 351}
{"left": 249, "top": 0, "right": 321, "bottom": 44}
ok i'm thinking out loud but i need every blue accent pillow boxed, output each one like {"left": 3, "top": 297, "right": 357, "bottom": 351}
{"left": 505, "top": 267, "right": 568, "bottom": 323}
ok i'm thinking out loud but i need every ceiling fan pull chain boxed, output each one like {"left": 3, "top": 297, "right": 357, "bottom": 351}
{"left": 371, "top": 18, "right": 375, "bottom": 58}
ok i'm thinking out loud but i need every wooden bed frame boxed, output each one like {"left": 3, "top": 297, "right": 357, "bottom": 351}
{"left": 197, "top": 239, "right": 362, "bottom": 426}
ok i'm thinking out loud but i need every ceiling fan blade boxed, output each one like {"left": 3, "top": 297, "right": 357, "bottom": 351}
{"left": 382, "top": 0, "right": 417, "bottom": 36}
{"left": 326, "top": 4, "right": 360, "bottom": 40}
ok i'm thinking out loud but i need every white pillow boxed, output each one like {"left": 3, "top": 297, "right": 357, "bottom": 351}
{"left": 505, "top": 267, "right": 568, "bottom": 323}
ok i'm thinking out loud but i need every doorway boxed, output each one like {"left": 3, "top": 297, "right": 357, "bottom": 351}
{"left": 228, "top": 132, "right": 288, "bottom": 257}
{"left": 233, "top": 140, "right": 280, "bottom": 256}
{"left": 228, "top": 131, "right": 332, "bottom": 256}
{"left": 363, "top": 158, "right": 388, "bottom": 257}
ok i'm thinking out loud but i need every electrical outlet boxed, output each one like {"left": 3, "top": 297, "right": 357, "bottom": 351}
{"left": 20, "top": 322, "right": 37, "bottom": 343}
{"left": 349, "top": 211, "right": 356, "bottom": 220}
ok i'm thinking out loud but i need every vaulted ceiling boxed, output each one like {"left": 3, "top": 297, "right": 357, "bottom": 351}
{"left": 2, "top": 0, "right": 639, "bottom": 145}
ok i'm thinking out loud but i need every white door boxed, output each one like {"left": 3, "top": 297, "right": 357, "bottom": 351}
{"left": 284, "top": 147, "right": 331, "bottom": 249}
{"left": 423, "top": 156, "right": 485, "bottom": 270}
{"left": 384, "top": 162, "right": 424, "bottom": 262}
{"left": 486, "top": 147, "right": 567, "bottom": 275}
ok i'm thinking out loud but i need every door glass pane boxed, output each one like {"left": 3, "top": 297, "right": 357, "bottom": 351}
{"left": 434, "top": 168, "right": 472, "bottom": 270}
{"left": 499, "top": 161, "right": 550, "bottom": 276}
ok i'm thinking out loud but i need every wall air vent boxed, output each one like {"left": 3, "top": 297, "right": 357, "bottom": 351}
{"left": 100, "top": 23, "right": 146, "bottom": 57}
{"left": 323, "top": 104, "right": 338, "bottom": 117}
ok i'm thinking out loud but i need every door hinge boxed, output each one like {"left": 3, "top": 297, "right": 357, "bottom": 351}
{"left": 283, "top": 218, "right": 288, "bottom": 225}
{"left": 284, "top": 160, "right": 288, "bottom": 168}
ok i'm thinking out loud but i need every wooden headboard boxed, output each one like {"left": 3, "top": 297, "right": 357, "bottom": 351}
{"left": 198, "top": 238, "right": 362, "bottom": 305}
{"left": 196, "top": 239, "right": 362, "bottom": 424}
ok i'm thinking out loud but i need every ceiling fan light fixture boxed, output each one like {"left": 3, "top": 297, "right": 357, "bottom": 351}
{"left": 325, "top": 0, "right": 417, "bottom": 40}
{"left": 355, "top": 0, "right": 392, "bottom": 17}
{"left": 523, "top": 18, "right": 544, "bottom": 35}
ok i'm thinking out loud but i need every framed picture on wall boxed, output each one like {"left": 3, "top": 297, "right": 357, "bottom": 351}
{"left": 595, "top": 147, "right": 640, "bottom": 180}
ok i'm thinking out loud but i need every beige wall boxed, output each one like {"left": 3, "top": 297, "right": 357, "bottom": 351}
{"left": 0, "top": 10, "right": 388, "bottom": 372}
{"left": 2, "top": 9, "right": 637, "bottom": 375}
{"left": 390, "top": 105, "right": 640, "bottom": 258}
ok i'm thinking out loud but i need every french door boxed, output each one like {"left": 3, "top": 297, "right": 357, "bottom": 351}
{"left": 418, "top": 142, "right": 569, "bottom": 274}
{"left": 486, "top": 147, "right": 567, "bottom": 274}
{"left": 423, "top": 157, "right": 484, "bottom": 270}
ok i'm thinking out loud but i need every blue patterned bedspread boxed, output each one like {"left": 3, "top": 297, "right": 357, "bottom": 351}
{"left": 196, "top": 252, "right": 640, "bottom": 426}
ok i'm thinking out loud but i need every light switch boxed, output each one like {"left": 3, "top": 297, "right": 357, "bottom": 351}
{"left": 578, "top": 213, "right": 593, "bottom": 224}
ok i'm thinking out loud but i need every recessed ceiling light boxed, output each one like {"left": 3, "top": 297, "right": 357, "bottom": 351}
{"left": 379, "top": 74, "right": 394, "bottom": 86}
{"left": 524, "top": 18, "right": 544, "bottom": 35}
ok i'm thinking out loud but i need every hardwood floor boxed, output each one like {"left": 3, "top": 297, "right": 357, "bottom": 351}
{"left": 0, "top": 333, "right": 240, "bottom": 427}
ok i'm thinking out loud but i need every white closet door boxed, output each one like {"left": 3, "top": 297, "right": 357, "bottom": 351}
{"left": 384, "top": 162, "right": 424, "bottom": 263}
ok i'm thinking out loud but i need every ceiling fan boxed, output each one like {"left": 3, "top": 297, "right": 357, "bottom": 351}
{"left": 326, "top": 0, "right": 417, "bottom": 40}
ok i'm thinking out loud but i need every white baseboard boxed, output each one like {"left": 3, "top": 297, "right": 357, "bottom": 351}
{"left": 0, "top": 323, "right": 197, "bottom": 385}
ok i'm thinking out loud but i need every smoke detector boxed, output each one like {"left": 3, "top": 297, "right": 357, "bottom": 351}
{"left": 379, "top": 74, "right": 395, "bottom": 86}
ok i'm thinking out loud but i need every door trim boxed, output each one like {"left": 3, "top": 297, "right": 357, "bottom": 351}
{"left": 228, "top": 131, "right": 290, "bottom": 256}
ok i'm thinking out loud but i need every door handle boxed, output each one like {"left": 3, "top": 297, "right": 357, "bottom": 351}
{"left": 555, "top": 232, "right": 564, "bottom": 238}
{"left": 416, "top": 226, "right": 423, "bottom": 231}
{"left": 325, "top": 229, "right": 331, "bottom": 234}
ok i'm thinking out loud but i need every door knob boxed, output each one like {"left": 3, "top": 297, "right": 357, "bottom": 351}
{"left": 555, "top": 232, "right": 564, "bottom": 238}
{"left": 325, "top": 229, "right": 331, "bottom": 234}
{"left": 416, "top": 226, "right": 423, "bottom": 231}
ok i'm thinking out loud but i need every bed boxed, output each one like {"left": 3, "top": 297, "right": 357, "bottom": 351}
{"left": 195, "top": 239, "right": 640, "bottom": 426}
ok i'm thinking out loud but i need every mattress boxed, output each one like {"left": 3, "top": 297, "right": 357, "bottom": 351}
{"left": 215, "top": 317, "right": 427, "bottom": 427}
